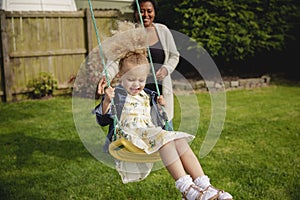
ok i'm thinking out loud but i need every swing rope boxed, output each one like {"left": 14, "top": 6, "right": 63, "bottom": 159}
{"left": 87, "top": 0, "right": 118, "bottom": 139}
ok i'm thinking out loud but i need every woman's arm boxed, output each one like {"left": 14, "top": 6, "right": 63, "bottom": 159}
{"left": 155, "top": 23, "right": 180, "bottom": 75}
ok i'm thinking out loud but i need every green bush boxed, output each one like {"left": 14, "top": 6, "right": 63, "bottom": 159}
{"left": 27, "top": 72, "right": 58, "bottom": 99}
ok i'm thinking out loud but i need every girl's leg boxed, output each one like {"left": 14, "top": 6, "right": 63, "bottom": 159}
{"left": 159, "top": 140, "right": 186, "bottom": 180}
{"left": 159, "top": 141, "right": 203, "bottom": 200}
{"left": 174, "top": 138, "right": 204, "bottom": 179}
{"left": 159, "top": 138, "right": 203, "bottom": 179}
{"left": 174, "top": 139, "right": 233, "bottom": 200}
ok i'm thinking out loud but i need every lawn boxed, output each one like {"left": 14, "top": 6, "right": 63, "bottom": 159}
{"left": 0, "top": 84, "right": 299, "bottom": 199}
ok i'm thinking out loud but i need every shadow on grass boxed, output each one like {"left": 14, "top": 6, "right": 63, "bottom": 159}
{"left": 0, "top": 131, "right": 100, "bottom": 199}
{"left": 1, "top": 132, "right": 92, "bottom": 167}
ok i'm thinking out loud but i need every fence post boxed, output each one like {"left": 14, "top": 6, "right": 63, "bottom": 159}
{"left": 85, "top": 8, "right": 93, "bottom": 55}
{"left": 0, "top": 10, "right": 13, "bottom": 102}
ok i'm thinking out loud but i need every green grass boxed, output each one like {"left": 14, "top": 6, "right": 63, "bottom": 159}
{"left": 0, "top": 85, "right": 299, "bottom": 199}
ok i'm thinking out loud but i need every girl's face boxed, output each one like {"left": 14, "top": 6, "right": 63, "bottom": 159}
{"left": 135, "top": 1, "right": 155, "bottom": 27}
{"left": 120, "top": 64, "right": 149, "bottom": 96}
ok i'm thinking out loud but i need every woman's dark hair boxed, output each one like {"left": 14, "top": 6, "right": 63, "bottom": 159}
{"left": 131, "top": 0, "right": 158, "bottom": 22}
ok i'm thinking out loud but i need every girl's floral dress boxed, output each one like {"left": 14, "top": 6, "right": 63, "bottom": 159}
{"left": 116, "top": 90, "right": 194, "bottom": 183}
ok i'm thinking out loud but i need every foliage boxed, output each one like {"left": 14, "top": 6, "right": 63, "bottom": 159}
{"left": 174, "top": 0, "right": 300, "bottom": 61}
{"left": 156, "top": 0, "right": 183, "bottom": 30}
{"left": 26, "top": 72, "right": 57, "bottom": 99}
{"left": 0, "top": 85, "right": 300, "bottom": 199}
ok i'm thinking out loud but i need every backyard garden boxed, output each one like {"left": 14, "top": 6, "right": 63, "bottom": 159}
{"left": 0, "top": 1, "right": 299, "bottom": 199}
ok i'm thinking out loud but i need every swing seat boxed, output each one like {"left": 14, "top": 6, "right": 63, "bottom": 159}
{"left": 108, "top": 138, "right": 161, "bottom": 163}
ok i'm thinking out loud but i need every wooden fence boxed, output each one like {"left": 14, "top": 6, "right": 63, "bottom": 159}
{"left": 0, "top": 9, "right": 120, "bottom": 102}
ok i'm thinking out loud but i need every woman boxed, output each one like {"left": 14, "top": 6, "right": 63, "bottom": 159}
{"left": 98, "top": 0, "right": 179, "bottom": 123}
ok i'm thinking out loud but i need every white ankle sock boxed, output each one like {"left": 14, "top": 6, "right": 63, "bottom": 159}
{"left": 194, "top": 175, "right": 211, "bottom": 189}
{"left": 175, "top": 175, "right": 200, "bottom": 200}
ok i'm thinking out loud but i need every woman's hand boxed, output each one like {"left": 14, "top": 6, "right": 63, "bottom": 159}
{"left": 156, "top": 67, "right": 168, "bottom": 81}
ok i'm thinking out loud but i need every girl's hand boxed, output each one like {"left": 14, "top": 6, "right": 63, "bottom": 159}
{"left": 156, "top": 67, "right": 168, "bottom": 81}
{"left": 98, "top": 76, "right": 107, "bottom": 95}
{"left": 157, "top": 95, "right": 166, "bottom": 106}
{"left": 104, "top": 86, "right": 115, "bottom": 102}
{"left": 102, "top": 86, "right": 115, "bottom": 114}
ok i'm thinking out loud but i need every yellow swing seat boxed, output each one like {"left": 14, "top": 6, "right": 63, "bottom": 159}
{"left": 108, "top": 138, "right": 161, "bottom": 163}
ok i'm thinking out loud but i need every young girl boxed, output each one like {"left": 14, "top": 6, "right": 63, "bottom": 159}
{"left": 94, "top": 51, "right": 233, "bottom": 200}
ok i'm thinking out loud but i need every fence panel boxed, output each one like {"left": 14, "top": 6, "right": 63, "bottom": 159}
{"left": 0, "top": 9, "right": 119, "bottom": 101}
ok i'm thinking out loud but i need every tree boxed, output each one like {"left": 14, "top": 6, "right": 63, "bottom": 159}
{"left": 174, "top": 0, "right": 300, "bottom": 62}
{"left": 155, "top": 0, "right": 182, "bottom": 30}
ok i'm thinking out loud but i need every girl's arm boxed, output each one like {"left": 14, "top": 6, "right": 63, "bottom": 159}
{"left": 93, "top": 86, "right": 115, "bottom": 126}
